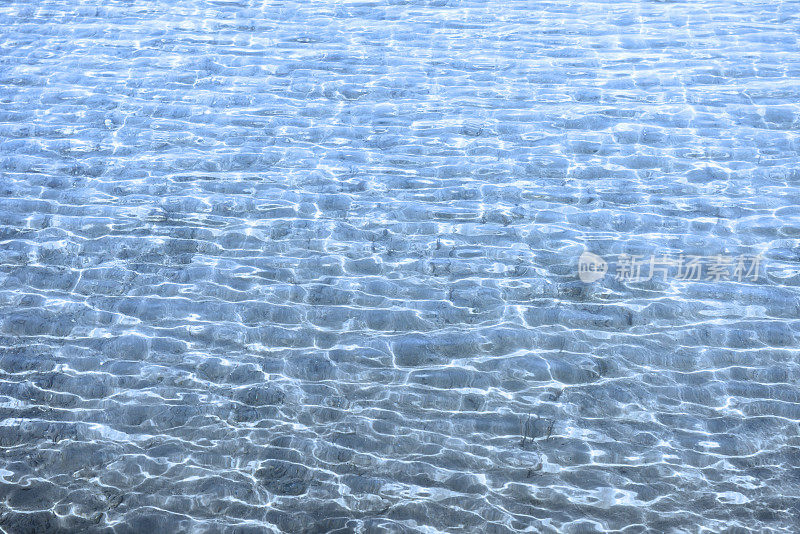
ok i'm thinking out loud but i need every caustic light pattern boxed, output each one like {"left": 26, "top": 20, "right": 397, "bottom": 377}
{"left": 1, "top": 1, "right": 800, "bottom": 533}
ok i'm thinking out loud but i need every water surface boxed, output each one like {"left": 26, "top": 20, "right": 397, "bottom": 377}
{"left": 1, "top": 0, "right": 800, "bottom": 532}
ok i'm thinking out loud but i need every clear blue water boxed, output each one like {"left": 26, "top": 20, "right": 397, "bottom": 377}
{"left": 1, "top": 0, "right": 800, "bottom": 532}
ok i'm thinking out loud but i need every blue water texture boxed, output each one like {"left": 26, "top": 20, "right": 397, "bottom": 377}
{"left": 1, "top": 0, "right": 800, "bottom": 533}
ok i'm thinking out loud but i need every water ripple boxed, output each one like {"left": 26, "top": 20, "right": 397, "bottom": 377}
{"left": 1, "top": 0, "right": 800, "bottom": 532}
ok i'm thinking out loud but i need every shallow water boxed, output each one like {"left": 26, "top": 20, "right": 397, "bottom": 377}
{"left": 1, "top": 0, "right": 800, "bottom": 532}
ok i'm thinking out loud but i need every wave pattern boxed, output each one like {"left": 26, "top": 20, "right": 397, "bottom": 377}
{"left": 1, "top": 0, "right": 800, "bottom": 532}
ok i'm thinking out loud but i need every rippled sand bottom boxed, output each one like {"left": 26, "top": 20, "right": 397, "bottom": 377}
{"left": 1, "top": 0, "right": 800, "bottom": 532}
